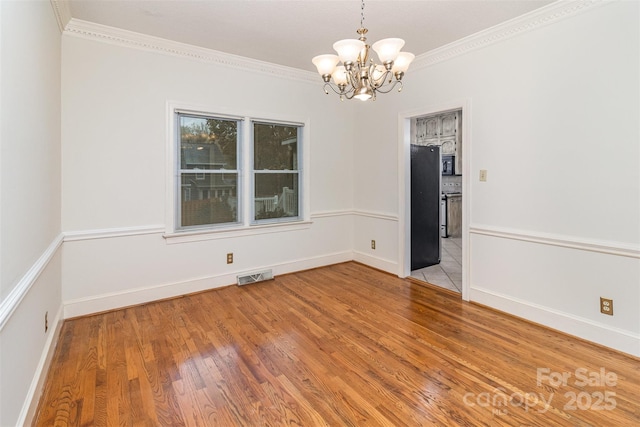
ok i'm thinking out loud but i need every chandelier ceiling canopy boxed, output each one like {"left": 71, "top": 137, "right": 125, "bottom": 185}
{"left": 312, "top": 0, "right": 414, "bottom": 101}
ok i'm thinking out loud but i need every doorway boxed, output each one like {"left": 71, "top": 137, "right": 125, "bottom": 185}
{"left": 402, "top": 107, "right": 466, "bottom": 296}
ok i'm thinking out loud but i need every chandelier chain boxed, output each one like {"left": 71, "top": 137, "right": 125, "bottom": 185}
{"left": 360, "top": 0, "right": 365, "bottom": 29}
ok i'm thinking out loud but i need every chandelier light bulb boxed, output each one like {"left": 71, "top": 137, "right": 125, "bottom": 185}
{"left": 354, "top": 85, "right": 373, "bottom": 101}
{"left": 312, "top": 54, "right": 339, "bottom": 79}
{"left": 391, "top": 52, "right": 415, "bottom": 74}
{"left": 333, "top": 39, "right": 365, "bottom": 64}
{"left": 331, "top": 66, "right": 349, "bottom": 86}
{"left": 372, "top": 38, "right": 405, "bottom": 65}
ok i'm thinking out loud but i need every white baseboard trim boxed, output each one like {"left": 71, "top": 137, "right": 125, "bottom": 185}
{"left": 64, "top": 250, "right": 353, "bottom": 318}
{"left": 0, "top": 233, "right": 64, "bottom": 332}
{"left": 20, "top": 304, "right": 64, "bottom": 426}
{"left": 352, "top": 251, "right": 398, "bottom": 275}
{"left": 470, "top": 286, "right": 640, "bottom": 358}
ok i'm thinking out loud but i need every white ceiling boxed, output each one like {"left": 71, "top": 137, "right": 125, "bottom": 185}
{"left": 66, "top": 0, "right": 556, "bottom": 72}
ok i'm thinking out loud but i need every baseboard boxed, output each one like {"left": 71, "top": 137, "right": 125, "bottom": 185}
{"left": 64, "top": 250, "right": 353, "bottom": 318}
{"left": 352, "top": 251, "right": 398, "bottom": 275}
{"left": 470, "top": 286, "right": 640, "bottom": 358}
{"left": 20, "top": 303, "right": 64, "bottom": 426}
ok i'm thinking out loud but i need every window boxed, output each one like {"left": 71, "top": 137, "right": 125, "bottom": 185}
{"left": 177, "top": 113, "right": 240, "bottom": 229}
{"left": 253, "top": 122, "right": 301, "bottom": 223}
{"left": 174, "top": 111, "right": 303, "bottom": 232}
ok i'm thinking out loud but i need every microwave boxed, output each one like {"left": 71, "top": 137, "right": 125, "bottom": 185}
{"left": 442, "top": 155, "right": 455, "bottom": 175}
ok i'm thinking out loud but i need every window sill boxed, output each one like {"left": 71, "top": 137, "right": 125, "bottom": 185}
{"left": 163, "top": 220, "right": 313, "bottom": 244}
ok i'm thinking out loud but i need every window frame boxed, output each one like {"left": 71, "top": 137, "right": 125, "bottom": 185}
{"left": 165, "top": 103, "right": 309, "bottom": 242}
{"left": 250, "top": 119, "right": 303, "bottom": 225}
{"left": 175, "top": 111, "right": 243, "bottom": 232}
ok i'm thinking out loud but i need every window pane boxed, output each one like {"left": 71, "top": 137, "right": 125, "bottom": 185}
{"left": 254, "top": 173, "right": 298, "bottom": 220}
{"left": 254, "top": 123, "right": 298, "bottom": 170}
{"left": 181, "top": 173, "right": 238, "bottom": 226}
{"left": 180, "top": 116, "right": 237, "bottom": 170}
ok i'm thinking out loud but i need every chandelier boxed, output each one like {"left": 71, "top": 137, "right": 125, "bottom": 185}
{"left": 312, "top": 0, "right": 414, "bottom": 101}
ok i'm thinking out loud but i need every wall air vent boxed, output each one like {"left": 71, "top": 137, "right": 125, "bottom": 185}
{"left": 237, "top": 269, "right": 274, "bottom": 286}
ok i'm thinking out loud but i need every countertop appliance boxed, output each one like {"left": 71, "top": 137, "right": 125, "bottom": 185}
{"left": 442, "top": 155, "right": 455, "bottom": 175}
{"left": 410, "top": 144, "right": 441, "bottom": 270}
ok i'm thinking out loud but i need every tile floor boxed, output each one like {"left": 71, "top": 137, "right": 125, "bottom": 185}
{"left": 411, "top": 237, "right": 462, "bottom": 293}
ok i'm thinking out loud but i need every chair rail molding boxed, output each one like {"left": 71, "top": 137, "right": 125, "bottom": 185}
{"left": 469, "top": 224, "right": 640, "bottom": 259}
{"left": 0, "top": 233, "right": 64, "bottom": 331}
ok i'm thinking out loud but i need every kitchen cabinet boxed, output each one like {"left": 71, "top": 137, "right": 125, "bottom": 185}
{"left": 440, "top": 113, "right": 457, "bottom": 137}
{"left": 414, "top": 110, "right": 462, "bottom": 174}
{"left": 440, "top": 138, "right": 456, "bottom": 155}
{"left": 415, "top": 116, "right": 439, "bottom": 144}
{"left": 446, "top": 194, "right": 462, "bottom": 238}
{"left": 425, "top": 116, "right": 439, "bottom": 140}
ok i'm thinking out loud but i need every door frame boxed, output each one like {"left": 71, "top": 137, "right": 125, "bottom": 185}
{"left": 397, "top": 99, "right": 472, "bottom": 301}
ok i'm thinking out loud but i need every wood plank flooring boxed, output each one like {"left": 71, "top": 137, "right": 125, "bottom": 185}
{"left": 34, "top": 262, "right": 640, "bottom": 426}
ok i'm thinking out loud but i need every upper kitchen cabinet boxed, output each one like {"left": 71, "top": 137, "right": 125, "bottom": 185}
{"left": 440, "top": 138, "right": 456, "bottom": 155}
{"left": 416, "top": 116, "right": 439, "bottom": 144}
{"left": 425, "top": 117, "right": 439, "bottom": 140}
{"left": 440, "top": 112, "right": 457, "bottom": 137}
{"left": 414, "top": 110, "right": 462, "bottom": 175}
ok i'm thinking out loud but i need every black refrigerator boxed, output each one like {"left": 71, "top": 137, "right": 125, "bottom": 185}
{"left": 410, "top": 144, "right": 441, "bottom": 270}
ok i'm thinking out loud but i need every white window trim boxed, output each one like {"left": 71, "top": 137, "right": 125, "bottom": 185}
{"left": 164, "top": 101, "right": 311, "bottom": 243}
{"left": 174, "top": 111, "right": 243, "bottom": 232}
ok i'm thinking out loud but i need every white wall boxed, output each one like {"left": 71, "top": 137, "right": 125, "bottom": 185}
{"left": 353, "top": 1, "right": 640, "bottom": 356}
{"left": 61, "top": 32, "right": 357, "bottom": 316}
{"left": 1, "top": 0, "right": 62, "bottom": 300}
{"left": 2, "top": 2, "right": 637, "bottom": 424}
{"left": 0, "top": 0, "right": 63, "bottom": 425}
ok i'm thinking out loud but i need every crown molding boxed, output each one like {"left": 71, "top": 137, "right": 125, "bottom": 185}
{"left": 58, "top": 1, "right": 608, "bottom": 81}
{"left": 411, "top": 0, "right": 609, "bottom": 71}
{"left": 63, "top": 18, "right": 318, "bottom": 83}
{"left": 50, "top": 0, "right": 72, "bottom": 34}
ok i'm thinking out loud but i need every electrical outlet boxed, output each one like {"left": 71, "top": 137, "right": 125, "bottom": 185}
{"left": 479, "top": 169, "right": 488, "bottom": 182}
{"left": 44, "top": 311, "right": 48, "bottom": 333}
{"left": 600, "top": 297, "right": 613, "bottom": 315}
{"left": 371, "top": 240, "right": 376, "bottom": 250}
{"left": 227, "top": 253, "right": 233, "bottom": 264}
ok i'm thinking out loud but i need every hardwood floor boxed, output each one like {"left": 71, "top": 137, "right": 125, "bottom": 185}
{"left": 34, "top": 262, "right": 640, "bottom": 426}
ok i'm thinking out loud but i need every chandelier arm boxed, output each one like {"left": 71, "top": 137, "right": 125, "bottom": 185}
{"left": 373, "top": 79, "right": 403, "bottom": 94}
{"left": 344, "top": 91, "right": 358, "bottom": 100}
{"left": 346, "top": 68, "right": 361, "bottom": 90}
{"left": 369, "top": 69, "right": 394, "bottom": 88}
{"left": 323, "top": 82, "right": 355, "bottom": 96}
